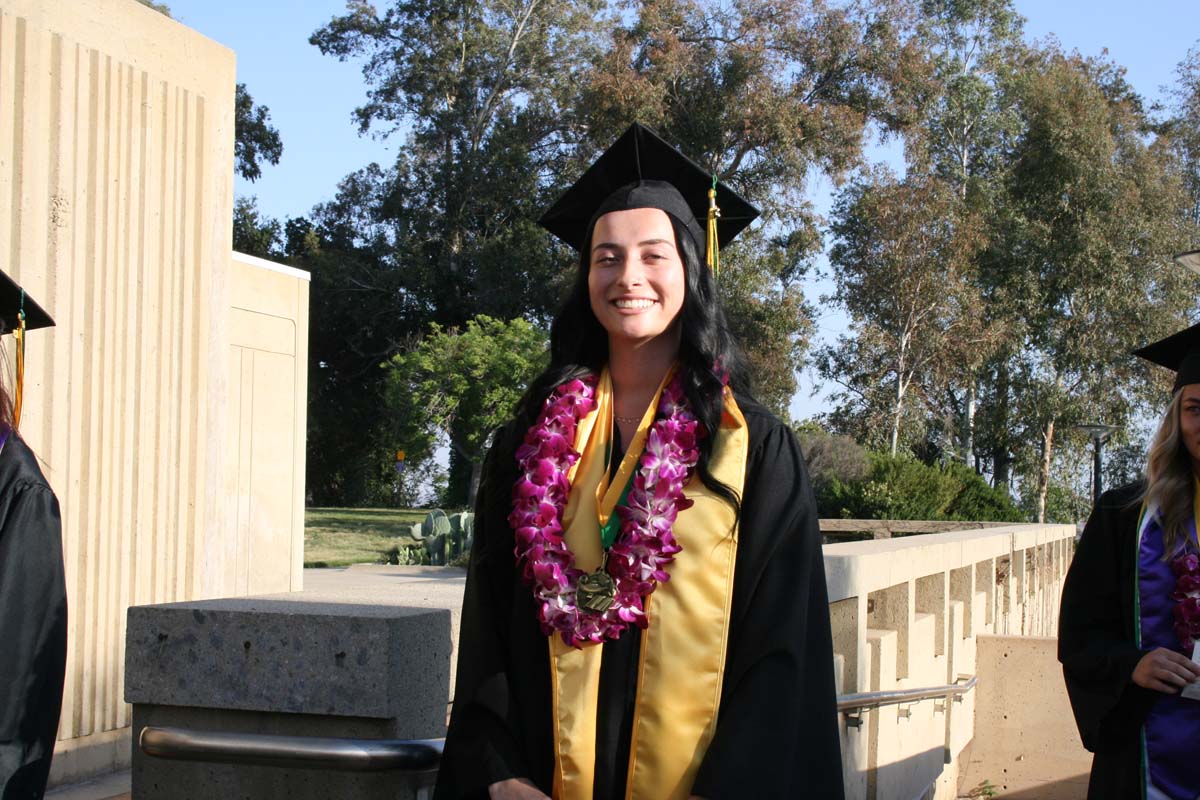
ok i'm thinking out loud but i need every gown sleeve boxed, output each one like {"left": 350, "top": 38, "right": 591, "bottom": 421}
{"left": 0, "top": 479, "right": 67, "bottom": 796}
{"left": 1057, "top": 486, "right": 1153, "bottom": 754}
{"left": 435, "top": 430, "right": 532, "bottom": 799}
{"left": 691, "top": 417, "right": 844, "bottom": 799}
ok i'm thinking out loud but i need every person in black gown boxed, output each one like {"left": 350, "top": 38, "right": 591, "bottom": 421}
{"left": 1059, "top": 323, "right": 1200, "bottom": 800}
{"left": 435, "top": 124, "right": 844, "bottom": 799}
{"left": 0, "top": 273, "right": 67, "bottom": 799}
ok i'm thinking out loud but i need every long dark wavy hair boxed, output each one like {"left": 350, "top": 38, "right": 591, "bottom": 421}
{"left": 512, "top": 215, "right": 751, "bottom": 518}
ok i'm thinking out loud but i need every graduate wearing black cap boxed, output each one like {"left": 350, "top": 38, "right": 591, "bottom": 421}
{"left": 1059, "top": 323, "right": 1200, "bottom": 800}
{"left": 436, "top": 124, "right": 843, "bottom": 799}
{"left": 0, "top": 272, "right": 66, "bottom": 799}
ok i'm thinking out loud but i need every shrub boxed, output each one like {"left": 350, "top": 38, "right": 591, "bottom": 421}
{"left": 816, "top": 452, "right": 1023, "bottom": 522}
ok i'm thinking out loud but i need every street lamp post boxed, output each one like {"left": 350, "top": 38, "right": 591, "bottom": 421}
{"left": 1075, "top": 424, "right": 1117, "bottom": 505}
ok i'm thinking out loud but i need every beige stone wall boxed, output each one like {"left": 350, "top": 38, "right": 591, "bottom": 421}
{"left": 958, "top": 635, "right": 1091, "bottom": 798}
{"left": 823, "top": 524, "right": 1077, "bottom": 800}
{"left": 226, "top": 252, "right": 309, "bottom": 595}
{"left": 0, "top": 0, "right": 309, "bottom": 786}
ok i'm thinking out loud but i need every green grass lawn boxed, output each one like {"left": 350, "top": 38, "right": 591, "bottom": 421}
{"left": 304, "top": 507, "right": 430, "bottom": 568}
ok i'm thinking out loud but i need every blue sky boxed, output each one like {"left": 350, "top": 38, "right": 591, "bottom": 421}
{"left": 164, "top": 0, "right": 1198, "bottom": 420}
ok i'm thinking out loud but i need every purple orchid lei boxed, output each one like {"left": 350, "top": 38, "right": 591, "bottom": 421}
{"left": 507, "top": 373, "right": 701, "bottom": 648}
{"left": 1171, "top": 550, "right": 1200, "bottom": 649}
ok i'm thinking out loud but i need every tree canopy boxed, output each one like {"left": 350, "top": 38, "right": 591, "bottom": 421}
{"left": 230, "top": 1, "right": 1200, "bottom": 519}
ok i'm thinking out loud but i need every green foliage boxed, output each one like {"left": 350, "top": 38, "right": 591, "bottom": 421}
{"left": 820, "top": 170, "right": 998, "bottom": 455}
{"left": 1162, "top": 43, "right": 1200, "bottom": 236}
{"left": 234, "top": 83, "right": 283, "bottom": 182}
{"left": 233, "top": 196, "right": 283, "bottom": 258}
{"left": 817, "top": 452, "right": 1023, "bottom": 522}
{"left": 796, "top": 427, "right": 872, "bottom": 491}
{"left": 386, "top": 316, "right": 548, "bottom": 506}
{"left": 1019, "top": 479, "right": 1089, "bottom": 526}
{"left": 390, "top": 544, "right": 432, "bottom": 566}
{"left": 135, "top": 0, "right": 172, "bottom": 16}
{"left": 987, "top": 45, "right": 1198, "bottom": 519}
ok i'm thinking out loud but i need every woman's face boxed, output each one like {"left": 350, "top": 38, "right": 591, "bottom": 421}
{"left": 587, "top": 207, "right": 686, "bottom": 348}
{"left": 1181, "top": 384, "right": 1200, "bottom": 474}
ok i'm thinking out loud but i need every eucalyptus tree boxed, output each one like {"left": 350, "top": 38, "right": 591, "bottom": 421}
{"left": 904, "top": 0, "right": 1024, "bottom": 467}
{"left": 992, "top": 46, "right": 1196, "bottom": 521}
{"left": 1162, "top": 43, "right": 1200, "bottom": 237}
{"left": 820, "top": 171, "right": 991, "bottom": 455}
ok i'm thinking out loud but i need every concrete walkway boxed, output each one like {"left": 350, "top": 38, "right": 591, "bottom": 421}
{"left": 45, "top": 769, "right": 130, "bottom": 800}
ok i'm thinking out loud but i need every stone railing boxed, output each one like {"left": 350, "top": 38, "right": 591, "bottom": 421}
{"left": 825, "top": 523, "right": 1076, "bottom": 800}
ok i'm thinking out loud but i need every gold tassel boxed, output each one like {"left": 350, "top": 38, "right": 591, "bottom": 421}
{"left": 13, "top": 305, "right": 24, "bottom": 430}
{"left": 706, "top": 175, "right": 721, "bottom": 279}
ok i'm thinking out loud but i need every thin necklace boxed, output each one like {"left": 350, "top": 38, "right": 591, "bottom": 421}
{"left": 614, "top": 413, "right": 641, "bottom": 424}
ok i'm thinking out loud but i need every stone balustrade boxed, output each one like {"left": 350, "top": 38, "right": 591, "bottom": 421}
{"left": 824, "top": 523, "right": 1077, "bottom": 800}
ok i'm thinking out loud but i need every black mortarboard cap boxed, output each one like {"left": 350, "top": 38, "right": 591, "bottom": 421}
{"left": 1134, "top": 321, "right": 1200, "bottom": 392}
{"left": 538, "top": 122, "right": 759, "bottom": 253}
{"left": 0, "top": 270, "right": 53, "bottom": 334}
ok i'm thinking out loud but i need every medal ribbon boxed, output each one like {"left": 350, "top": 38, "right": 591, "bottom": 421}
{"left": 594, "top": 367, "right": 675, "bottom": 549}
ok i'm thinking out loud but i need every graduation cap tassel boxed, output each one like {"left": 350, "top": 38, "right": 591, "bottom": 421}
{"left": 12, "top": 300, "right": 24, "bottom": 430}
{"left": 706, "top": 175, "right": 721, "bottom": 279}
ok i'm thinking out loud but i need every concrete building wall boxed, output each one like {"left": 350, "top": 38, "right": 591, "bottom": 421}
{"left": 0, "top": 0, "right": 308, "bottom": 786}
{"left": 226, "top": 252, "right": 309, "bottom": 595}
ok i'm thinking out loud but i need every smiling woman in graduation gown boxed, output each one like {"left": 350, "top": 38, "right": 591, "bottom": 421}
{"left": 1060, "top": 322, "right": 1200, "bottom": 800}
{"left": 434, "top": 124, "right": 843, "bottom": 800}
{"left": 0, "top": 276, "right": 67, "bottom": 799}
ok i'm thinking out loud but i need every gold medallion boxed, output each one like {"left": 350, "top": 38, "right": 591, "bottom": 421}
{"left": 577, "top": 569, "right": 617, "bottom": 613}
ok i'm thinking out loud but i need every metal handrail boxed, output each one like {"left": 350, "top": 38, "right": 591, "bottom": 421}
{"left": 838, "top": 675, "right": 977, "bottom": 715}
{"left": 139, "top": 726, "right": 444, "bottom": 772}
{"left": 141, "top": 678, "right": 978, "bottom": 769}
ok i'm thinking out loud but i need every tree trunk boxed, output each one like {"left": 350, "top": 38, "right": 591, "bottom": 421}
{"left": 963, "top": 383, "right": 976, "bottom": 467}
{"left": 891, "top": 348, "right": 908, "bottom": 457}
{"left": 890, "top": 382, "right": 904, "bottom": 457}
{"left": 991, "top": 363, "right": 1011, "bottom": 491}
{"left": 467, "top": 457, "right": 483, "bottom": 510}
{"left": 1036, "top": 419, "right": 1055, "bottom": 524}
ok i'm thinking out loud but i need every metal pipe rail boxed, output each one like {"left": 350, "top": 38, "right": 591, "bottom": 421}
{"left": 837, "top": 675, "right": 977, "bottom": 726}
{"left": 141, "top": 678, "right": 978, "bottom": 769}
{"left": 139, "top": 726, "right": 444, "bottom": 772}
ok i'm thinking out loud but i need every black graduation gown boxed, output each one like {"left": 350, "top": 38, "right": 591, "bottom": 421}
{"left": 435, "top": 395, "right": 845, "bottom": 799}
{"left": 0, "top": 434, "right": 67, "bottom": 800}
{"left": 1058, "top": 482, "right": 1156, "bottom": 800}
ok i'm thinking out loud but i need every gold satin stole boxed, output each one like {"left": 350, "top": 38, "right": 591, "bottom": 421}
{"left": 550, "top": 369, "right": 748, "bottom": 800}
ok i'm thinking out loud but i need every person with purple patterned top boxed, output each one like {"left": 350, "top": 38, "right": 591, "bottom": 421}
{"left": 1060, "top": 321, "right": 1200, "bottom": 800}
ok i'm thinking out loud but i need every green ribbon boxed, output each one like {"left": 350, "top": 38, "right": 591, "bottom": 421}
{"left": 600, "top": 469, "right": 637, "bottom": 550}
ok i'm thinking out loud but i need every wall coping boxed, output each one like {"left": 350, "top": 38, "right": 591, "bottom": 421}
{"left": 822, "top": 522, "right": 1075, "bottom": 601}
{"left": 232, "top": 251, "right": 312, "bottom": 282}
